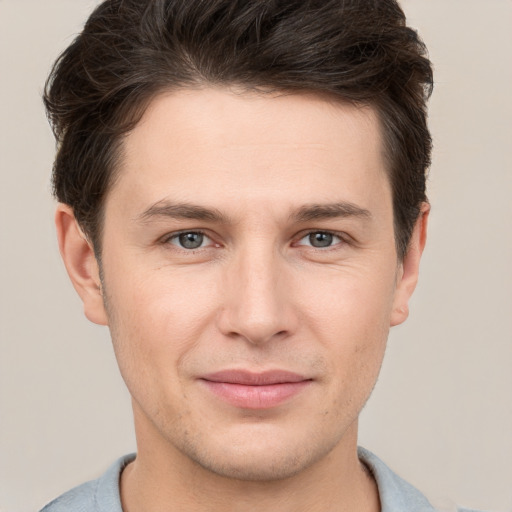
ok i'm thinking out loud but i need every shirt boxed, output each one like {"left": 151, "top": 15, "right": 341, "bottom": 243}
{"left": 39, "top": 447, "right": 481, "bottom": 512}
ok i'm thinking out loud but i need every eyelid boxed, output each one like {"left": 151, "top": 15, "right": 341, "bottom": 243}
{"left": 293, "top": 229, "right": 350, "bottom": 248}
{"left": 160, "top": 229, "right": 216, "bottom": 248}
{"left": 158, "top": 228, "right": 351, "bottom": 250}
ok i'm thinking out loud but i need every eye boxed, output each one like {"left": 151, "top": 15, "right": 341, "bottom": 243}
{"left": 297, "top": 231, "right": 343, "bottom": 248}
{"left": 168, "top": 231, "right": 212, "bottom": 250}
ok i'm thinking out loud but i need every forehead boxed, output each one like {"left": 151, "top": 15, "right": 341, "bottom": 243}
{"left": 124, "top": 87, "right": 381, "bottom": 157}
{"left": 111, "top": 87, "right": 389, "bottom": 218}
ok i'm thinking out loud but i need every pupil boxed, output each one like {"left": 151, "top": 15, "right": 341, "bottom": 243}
{"left": 179, "top": 232, "right": 203, "bottom": 249}
{"left": 310, "top": 232, "right": 333, "bottom": 248}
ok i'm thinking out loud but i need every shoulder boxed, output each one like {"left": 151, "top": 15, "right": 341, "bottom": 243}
{"left": 359, "top": 446, "right": 436, "bottom": 512}
{"left": 39, "top": 479, "right": 98, "bottom": 512}
{"left": 39, "top": 454, "right": 135, "bottom": 512}
{"left": 358, "top": 447, "right": 486, "bottom": 512}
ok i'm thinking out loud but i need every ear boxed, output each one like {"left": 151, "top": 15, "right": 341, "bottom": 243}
{"left": 390, "top": 202, "right": 430, "bottom": 327}
{"left": 55, "top": 204, "right": 108, "bottom": 326}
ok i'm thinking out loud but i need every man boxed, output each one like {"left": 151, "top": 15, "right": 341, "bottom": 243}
{"left": 39, "top": 1, "right": 473, "bottom": 511}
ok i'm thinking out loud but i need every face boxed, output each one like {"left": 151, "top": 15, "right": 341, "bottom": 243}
{"left": 68, "top": 88, "right": 423, "bottom": 481}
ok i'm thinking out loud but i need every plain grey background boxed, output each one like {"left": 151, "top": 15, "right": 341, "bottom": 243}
{"left": 1, "top": 1, "right": 511, "bottom": 511}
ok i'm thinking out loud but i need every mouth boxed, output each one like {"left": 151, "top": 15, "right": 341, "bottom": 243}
{"left": 199, "top": 370, "right": 313, "bottom": 409}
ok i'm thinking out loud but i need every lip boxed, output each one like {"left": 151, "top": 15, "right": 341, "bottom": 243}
{"left": 199, "top": 370, "right": 313, "bottom": 409}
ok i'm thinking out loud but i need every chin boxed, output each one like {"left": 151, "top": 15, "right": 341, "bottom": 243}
{"left": 191, "top": 449, "right": 316, "bottom": 482}
{"left": 176, "top": 426, "right": 334, "bottom": 482}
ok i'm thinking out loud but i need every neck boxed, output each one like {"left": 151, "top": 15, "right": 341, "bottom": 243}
{"left": 121, "top": 412, "right": 380, "bottom": 512}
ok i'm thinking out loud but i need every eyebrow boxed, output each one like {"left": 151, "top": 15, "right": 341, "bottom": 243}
{"left": 136, "top": 200, "right": 371, "bottom": 225}
{"left": 136, "top": 200, "right": 231, "bottom": 224}
{"left": 292, "top": 202, "right": 372, "bottom": 223}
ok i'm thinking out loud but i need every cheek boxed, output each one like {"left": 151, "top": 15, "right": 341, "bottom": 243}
{"left": 298, "top": 262, "right": 397, "bottom": 337}
{"left": 102, "top": 265, "right": 220, "bottom": 387}
{"left": 296, "top": 265, "right": 395, "bottom": 389}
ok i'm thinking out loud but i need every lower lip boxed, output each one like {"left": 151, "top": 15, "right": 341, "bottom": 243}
{"left": 200, "top": 380, "right": 312, "bottom": 409}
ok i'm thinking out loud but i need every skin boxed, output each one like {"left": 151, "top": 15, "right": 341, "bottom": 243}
{"left": 56, "top": 88, "right": 428, "bottom": 512}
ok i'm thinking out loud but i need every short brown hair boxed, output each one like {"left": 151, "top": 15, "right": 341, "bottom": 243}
{"left": 44, "top": 0, "right": 433, "bottom": 259}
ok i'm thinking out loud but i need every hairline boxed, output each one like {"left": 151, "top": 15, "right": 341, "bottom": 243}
{"left": 87, "top": 84, "right": 413, "bottom": 263}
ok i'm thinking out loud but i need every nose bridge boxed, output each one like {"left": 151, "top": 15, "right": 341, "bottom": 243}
{"left": 219, "top": 238, "right": 293, "bottom": 345}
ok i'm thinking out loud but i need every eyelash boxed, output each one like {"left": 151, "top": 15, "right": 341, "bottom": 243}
{"left": 160, "top": 229, "right": 350, "bottom": 252}
{"left": 294, "top": 230, "right": 349, "bottom": 249}
{"left": 161, "top": 230, "right": 214, "bottom": 250}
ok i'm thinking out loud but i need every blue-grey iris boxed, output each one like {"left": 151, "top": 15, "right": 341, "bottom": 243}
{"left": 309, "top": 232, "right": 333, "bottom": 248}
{"left": 179, "top": 232, "right": 204, "bottom": 249}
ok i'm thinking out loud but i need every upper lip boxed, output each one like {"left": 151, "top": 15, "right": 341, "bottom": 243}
{"left": 201, "top": 370, "right": 311, "bottom": 386}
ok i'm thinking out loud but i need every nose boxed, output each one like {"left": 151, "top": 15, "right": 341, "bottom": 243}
{"left": 216, "top": 244, "right": 297, "bottom": 346}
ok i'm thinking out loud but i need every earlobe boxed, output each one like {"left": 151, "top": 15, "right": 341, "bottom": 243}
{"left": 55, "top": 204, "right": 108, "bottom": 326}
{"left": 390, "top": 202, "right": 430, "bottom": 327}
